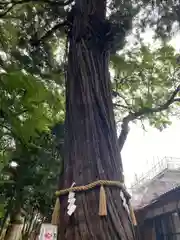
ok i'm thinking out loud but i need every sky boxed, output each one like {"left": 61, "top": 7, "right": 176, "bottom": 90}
{"left": 122, "top": 120, "right": 180, "bottom": 187}
{"left": 122, "top": 32, "right": 180, "bottom": 188}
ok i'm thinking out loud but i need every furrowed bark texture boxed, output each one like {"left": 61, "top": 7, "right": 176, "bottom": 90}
{"left": 60, "top": 0, "right": 136, "bottom": 239}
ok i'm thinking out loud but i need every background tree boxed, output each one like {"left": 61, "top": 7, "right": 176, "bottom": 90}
{"left": 0, "top": 82, "right": 64, "bottom": 238}
{"left": 0, "top": 51, "right": 65, "bottom": 238}
{"left": 0, "top": 5, "right": 65, "bottom": 230}
{"left": 112, "top": 43, "right": 180, "bottom": 151}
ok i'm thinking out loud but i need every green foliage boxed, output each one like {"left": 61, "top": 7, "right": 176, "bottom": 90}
{"left": 0, "top": 68, "right": 64, "bottom": 222}
{"left": 0, "top": 70, "right": 63, "bottom": 142}
{"left": 11, "top": 129, "right": 63, "bottom": 218}
{"left": 111, "top": 43, "right": 180, "bottom": 130}
{"left": 0, "top": 0, "right": 67, "bottom": 224}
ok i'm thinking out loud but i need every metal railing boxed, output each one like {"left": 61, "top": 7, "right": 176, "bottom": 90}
{"left": 130, "top": 157, "right": 180, "bottom": 191}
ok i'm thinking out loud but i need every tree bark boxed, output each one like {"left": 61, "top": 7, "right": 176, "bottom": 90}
{"left": 60, "top": 0, "right": 136, "bottom": 239}
{"left": 0, "top": 197, "right": 13, "bottom": 236}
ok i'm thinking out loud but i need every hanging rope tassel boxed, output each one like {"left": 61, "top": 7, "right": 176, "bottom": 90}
{"left": 129, "top": 204, "right": 137, "bottom": 226}
{"left": 99, "top": 185, "right": 107, "bottom": 216}
{"left": 51, "top": 198, "right": 60, "bottom": 225}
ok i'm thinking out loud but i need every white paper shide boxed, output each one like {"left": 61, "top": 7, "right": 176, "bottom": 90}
{"left": 67, "top": 182, "right": 77, "bottom": 216}
{"left": 120, "top": 190, "right": 129, "bottom": 214}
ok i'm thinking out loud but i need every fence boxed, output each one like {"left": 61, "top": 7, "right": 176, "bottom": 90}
{"left": 130, "top": 157, "right": 180, "bottom": 191}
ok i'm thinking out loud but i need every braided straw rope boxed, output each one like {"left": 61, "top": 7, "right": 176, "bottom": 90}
{"left": 52, "top": 180, "right": 137, "bottom": 226}
{"left": 55, "top": 180, "right": 130, "bottom": 199}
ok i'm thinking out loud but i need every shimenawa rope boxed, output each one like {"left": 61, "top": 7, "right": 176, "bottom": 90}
{"left": 51, "top": 180, "right": 137, "bottom": 226}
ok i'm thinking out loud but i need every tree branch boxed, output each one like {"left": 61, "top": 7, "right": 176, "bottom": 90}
{"left": 118, "top": 85, "right": 180, "bottom": 152}
{"left": 118, "top": 117, "right": 130, "bottom": 152}
{"left": 0, "top": 0, "right": 73, "bottom": 17}
{"left": 30, "top": 21, "right": 67, "bottom": 46}
{"left": 0, "top": 3, "right": 15, "bottom": 17}
{"left": 113, "top": 103, "right": 131, "bottom": 110}
{"left": 0, "top": 0, "right": 73, "bottom": 6}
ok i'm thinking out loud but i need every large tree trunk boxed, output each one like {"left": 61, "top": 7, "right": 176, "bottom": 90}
{"left": 60, "top": 0, "right": 136, "bottom": 239}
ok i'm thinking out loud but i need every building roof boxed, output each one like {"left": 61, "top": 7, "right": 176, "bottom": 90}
{"left": 139, "top": 184, "right": 180, "bottom": 212}
{"left": 130, "top": 157, "right": 180, "bottom": 209}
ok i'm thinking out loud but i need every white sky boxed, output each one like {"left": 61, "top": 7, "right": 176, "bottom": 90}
{"left": 122, "top": 120, "right": 180, "bottom": 187}
{"left": 122, "top": 32, "right": 180, "bottom": 187}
